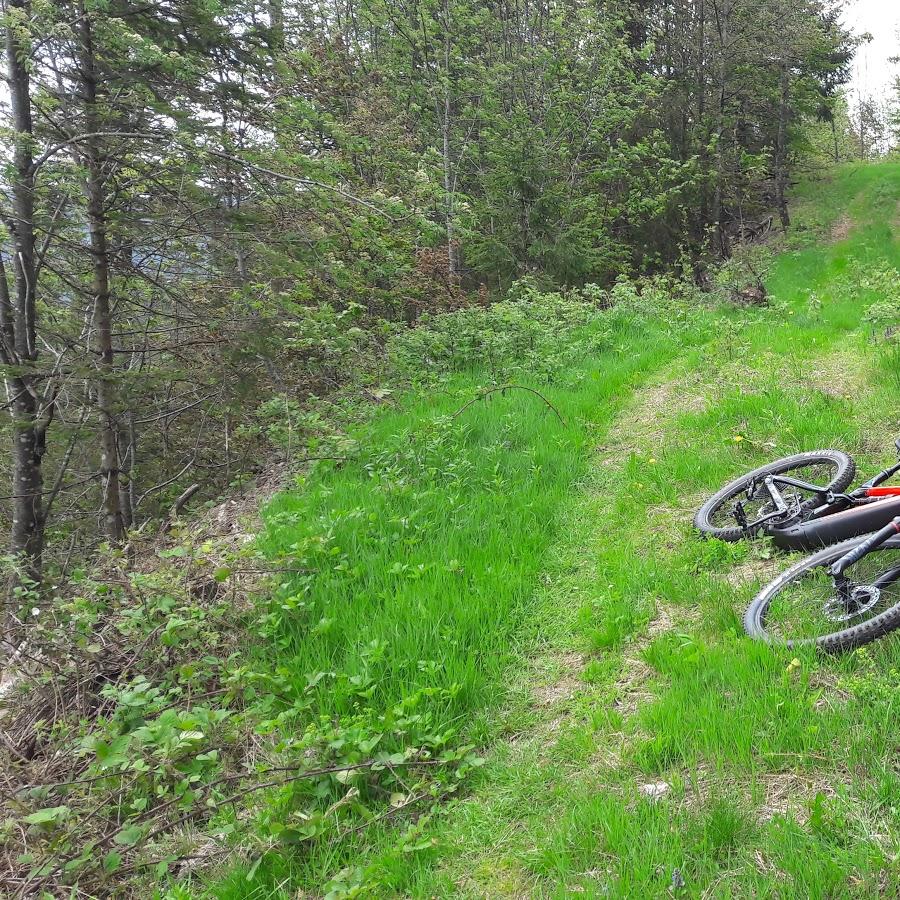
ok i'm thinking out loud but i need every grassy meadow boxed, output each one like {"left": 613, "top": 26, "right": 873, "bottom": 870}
{"left": 205, "top": 161, "right": 900, "bottom": 898}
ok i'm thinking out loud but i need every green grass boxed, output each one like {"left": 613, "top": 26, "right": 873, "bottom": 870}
{"left": 253, "top": 317, "right": 706, "bottom": 735}
{"left": 203, "top": 160, "right": 900, "bottom": 898}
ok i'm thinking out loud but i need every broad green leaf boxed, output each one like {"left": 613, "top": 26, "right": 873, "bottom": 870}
{"left": 23, "top": 806, "right": 69, "bottom": 826}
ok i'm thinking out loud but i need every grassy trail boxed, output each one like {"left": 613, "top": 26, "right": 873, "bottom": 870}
{"left": 212, "top": 162, "right": 900, "bottom": 898}
{"left": 362, "top": 162, "right": 900, "bottom": 898}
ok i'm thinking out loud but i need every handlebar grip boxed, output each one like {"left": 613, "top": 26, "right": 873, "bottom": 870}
{"left": 831, "top": 516, "right": 900, "bottom": 577}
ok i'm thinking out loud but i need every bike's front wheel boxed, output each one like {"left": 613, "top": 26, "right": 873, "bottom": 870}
{"left": 744, "top": 535, "right": 900, "bottom": 652}
{"left": 694, "top": 450, "right": 855, "bottom": 542}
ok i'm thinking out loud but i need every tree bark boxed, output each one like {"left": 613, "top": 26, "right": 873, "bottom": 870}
{"left": 710, "top": 0, "right": 731, "bottom": 258}
{"left": 77, "top": 6, "right": 125, "bottom": 543}
{"left": 774, "top": 61, "right": 791, "bottom": 230}
{"left": 118, "top": 412, "right": 137, "bottom": 531}
{"left": 268, "top": 0, "right": 284, "bottom": 50}
{"left": 4, "top": 1, "right": 48, "bottom": 598}
{"left": 441, "top": 0, "right": 461, "bottom": 283}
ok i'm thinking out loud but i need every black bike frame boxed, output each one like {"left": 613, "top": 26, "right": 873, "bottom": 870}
{"left": 742, "top": 457, "right": 900, "bottom": 532}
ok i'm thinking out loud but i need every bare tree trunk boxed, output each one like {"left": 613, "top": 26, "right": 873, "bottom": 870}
{"left": 858, "top": 106, "right": 866, "bottom": 160}
{"left": 710, "top": 0, "right": 731, "bottom": 258}
{"left": 3, "top": 2, "right": 49, "bottom": 601}
{"left": 697, "top": 0, "right": 708, "bottom": 235}
{"left": 269, "top": 0, "right": 284, "bottom": 48}
{"left": 78, "top": 6, "right": 125, "bottom": 543}
{"left": 442, "top": 98, "right": 461, "bottom": 281}
{"left": 118, "top": 412, "right": 137, "bottom": 531}
{"left": 774, "top": 61, "right": 791, "bottom": 230}
{"left": 441, "top": 0, "right": 461, "bottom": 282}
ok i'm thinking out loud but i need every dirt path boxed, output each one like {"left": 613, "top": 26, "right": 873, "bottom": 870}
{"left": 430, "top": 323, "right": 896, "bottom": 895}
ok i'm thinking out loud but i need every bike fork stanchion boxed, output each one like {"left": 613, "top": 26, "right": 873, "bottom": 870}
{"left": 829, "top": 516, "right": 900, "bottom": 613}
{"left": 830, "top": 517, "right": 900, "bottom": 579}
{"left": 860, "top": 455, "right": 900, "bottom": 491}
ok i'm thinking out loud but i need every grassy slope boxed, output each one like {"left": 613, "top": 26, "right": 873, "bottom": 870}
{"left": 383, "top": 161, "right": 900, "bottom": 898}
{"left": 210, "top": 286, "right": 716, "bottom": 897}
{"left": 213, "top": 161, "right": 900, "bottom": 897}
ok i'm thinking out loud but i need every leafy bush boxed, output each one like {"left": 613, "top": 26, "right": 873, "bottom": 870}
{"left": 713, "top": 244, "right": 776, "bottom": 304}
{"left": 0, "top": 531, "right": 481, "bottom": 896}
{"left": 388, "top": 279, "right": 600, "bottom": 384}
{"left": 859, "top": 262, "right": 900, "bottom": 336}
{"left": 854, "top": 262, "right": 900, "bottom": 387}
{"left": 388, "top": 273, "right": 704, "bottom": 386}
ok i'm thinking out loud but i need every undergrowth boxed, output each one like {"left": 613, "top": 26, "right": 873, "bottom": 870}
{"left": 0, "top": 274, "right": 710, "bottom": 897}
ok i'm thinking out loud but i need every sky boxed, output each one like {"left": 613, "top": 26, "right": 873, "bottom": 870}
{"left": 842, "top": 0, "right": 900, "bottom": 103}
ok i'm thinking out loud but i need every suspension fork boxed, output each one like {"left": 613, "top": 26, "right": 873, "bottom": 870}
{"left": 829, "top": 516, "right": 900, "bottom": 606}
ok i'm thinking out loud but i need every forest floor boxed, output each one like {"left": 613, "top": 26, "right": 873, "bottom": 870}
{"left": 213, "top": 162, "right": 900, "bottom": 899}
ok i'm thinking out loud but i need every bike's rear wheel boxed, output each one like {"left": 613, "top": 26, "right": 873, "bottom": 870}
{"left": 694, "top": 450, "right": 855, "bottom": 542}
{"left": 744, "top": 535, "right": 900, "bottom": 652}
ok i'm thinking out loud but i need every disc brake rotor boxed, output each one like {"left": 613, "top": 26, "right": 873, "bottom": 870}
{"left": 823, "top": 585, "right": 882, "bottom": 623}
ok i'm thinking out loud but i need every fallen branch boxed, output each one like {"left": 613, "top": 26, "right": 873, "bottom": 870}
{"left": 451, "top": 384, "right": 567, "bottom": 427}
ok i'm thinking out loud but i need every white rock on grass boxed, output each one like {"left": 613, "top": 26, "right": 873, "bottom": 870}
{"left": 639, "top": 781, "right": 671, "bottom": 802}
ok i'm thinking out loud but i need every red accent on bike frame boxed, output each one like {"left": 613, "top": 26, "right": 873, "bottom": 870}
{"left": 866, "top": 488, "right": 900, "bottom": 497}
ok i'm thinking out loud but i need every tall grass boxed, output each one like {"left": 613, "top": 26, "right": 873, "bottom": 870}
{"left": 207, "top": 161, "right": 900, "bottom": 898}
{"left": 257, "top": 312, "right": 705, "bottom": 737}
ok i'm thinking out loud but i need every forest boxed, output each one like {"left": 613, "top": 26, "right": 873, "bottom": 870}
{"left": 2, "top": 0, "right": 900, "bottom": 897}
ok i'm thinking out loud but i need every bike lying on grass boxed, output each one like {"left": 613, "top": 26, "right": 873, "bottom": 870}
{"left": 694, "top": 438, "right": 900, "bottom": 551}
{"left": 695, "top": 437, "right": 900, "bottom": 650}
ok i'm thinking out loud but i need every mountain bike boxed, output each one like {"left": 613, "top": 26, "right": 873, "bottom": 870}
{"left": 744, "top": 516, "right": 900, "bottom": 651}
{"left": 694, "top": 438, "right": 900, "bottom": 551}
